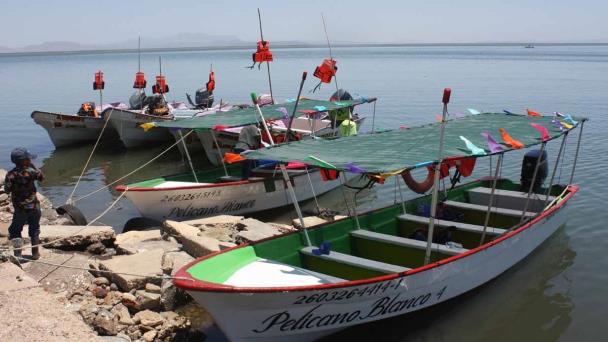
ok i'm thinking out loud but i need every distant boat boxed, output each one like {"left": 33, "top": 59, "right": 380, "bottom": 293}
{"left": 525, "top": 44, "right": 535, "bottom": 48}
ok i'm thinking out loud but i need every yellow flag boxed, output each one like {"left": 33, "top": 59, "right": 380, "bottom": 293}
{"left": 140, "top": 122, "right": 156, "bottom": 132}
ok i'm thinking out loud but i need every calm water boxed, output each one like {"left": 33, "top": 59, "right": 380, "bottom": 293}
{"left": 0, "top": 45, "right": 606, "bottom": 341}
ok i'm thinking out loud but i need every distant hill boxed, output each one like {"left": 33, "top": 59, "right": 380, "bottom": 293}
{"left": 1, "top": 33, "right": 253, "bottom": 54}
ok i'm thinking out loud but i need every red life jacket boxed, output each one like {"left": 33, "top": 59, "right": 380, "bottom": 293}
{"left": 133, "top": 71, "right": 147, "bottom": 89}
{"left": 314, "top": 58, "right": 337, "bottom": 84}
{"left": 206, "top": 70, "right": 215, "bottom": 93}
{"left": 152, "top": 75, "right": 169, "bottom": 94}
{"left": 93, "top": 71, "right": 105, "bottom": 90}
{"left": 252, "top": 41, "right": 273, "bottom": 63}
{"left": 319, "top": 168, "right": 339, "bottom": 181}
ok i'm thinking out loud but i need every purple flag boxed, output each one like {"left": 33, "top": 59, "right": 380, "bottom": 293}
{"left": 344, "top": 162, "right": 366, "bottom": 174}
{"left": 481, "top": 132, "right": 503, "bottom": 153}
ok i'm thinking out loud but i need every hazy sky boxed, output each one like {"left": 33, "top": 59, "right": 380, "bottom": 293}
{"left": 1, "top": 0, "right": 606, "bottom": 46}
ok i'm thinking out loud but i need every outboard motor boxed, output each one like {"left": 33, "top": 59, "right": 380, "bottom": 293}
{"left": 195, "top": 88, "right": 214, "bottom": 108}
{"left": 329, "top": 89, "right": 353, "bottom": 101}
{"left": 520, "top": 149, "right": 548, "bottom": 192}
{"left": 129, "top": 91, "right": 147, "bottom": 110}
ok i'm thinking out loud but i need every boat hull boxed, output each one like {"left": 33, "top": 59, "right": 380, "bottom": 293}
{"left": 106, "top": 109, "right": 174, "bottom": 148}
{"left": 31, "top": 111, "right": 116, "bottom": 147}
{"left": 123, "top": 169, "right": 352, "bottom": 221}
{"left": 178, "top": 187, "right": 573, "bottom": 341}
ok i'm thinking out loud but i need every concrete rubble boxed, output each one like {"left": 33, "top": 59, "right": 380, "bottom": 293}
{"left": 0, "top": 193, "right": 342, "bottom": 341}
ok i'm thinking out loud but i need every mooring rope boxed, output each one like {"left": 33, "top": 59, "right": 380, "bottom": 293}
{"left": 1, "top": 188, "right": 128, "bottom": 252}
{"left": 67, "top": 108, "right": 115, "bottom": 205}
{"left": 72, "top": 130, "right": 193, "bottom": 203}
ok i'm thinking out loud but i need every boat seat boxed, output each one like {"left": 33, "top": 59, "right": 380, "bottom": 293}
{"left": 398, "top": 213, "right": 506, "bottom": 236}
{"left": 467, "top": 187, "right": 554, "bottom": 212}
{"left": 443, "top": 200, "right": 536, "bottom": 218}
{"left": 301, "top": 247, "right": 409, "bottom": 274}
{"left": 350, "top": 229, "right": 469, "bottom": 256}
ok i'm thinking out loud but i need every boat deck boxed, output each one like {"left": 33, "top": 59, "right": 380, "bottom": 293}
{"left": 184, "top": 179, "right": 570, "bottom": 286}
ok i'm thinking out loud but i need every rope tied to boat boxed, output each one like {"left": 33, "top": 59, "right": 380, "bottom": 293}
{"left": 0, "top": 187, "right": 128, "bottom": 253}
{"left": 66, "top": 108, "right": 115, "bottom": 205}
{"left": 71, "top": 130, "right": 194, "bottom": 203}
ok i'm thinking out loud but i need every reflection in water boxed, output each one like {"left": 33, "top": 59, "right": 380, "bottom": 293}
{"left": 325, "top": 227, "right": 575, "bottom": 342}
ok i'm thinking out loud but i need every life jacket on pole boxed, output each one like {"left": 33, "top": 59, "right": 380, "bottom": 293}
{"left": 312, "top": 58, "right": 337, "bottom": 92}
{"left": 152, "top": 75, "right": 169, "bottom": 95}
{"left": 133, "top": 71, "right": 147, "bottom": 89}
{"left": 206, "top": 70, "right": 215, "bottom": 94}
{"left": 248, "top": 40, "right": 273, "bottom": 69}
{"left": 93, "top": 71, "right": 105, "bottom": 90}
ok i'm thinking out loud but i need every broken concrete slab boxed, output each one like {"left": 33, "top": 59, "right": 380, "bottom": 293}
{"left": 163, "top": 220, "right": 223, "bottom": 257}
{"left": 98, "top": 249, "right": 164, "bottom": 291}
{"left": 0, "top": 262, "right": 39, "bottom": 292}
{"left": 161, "top": 251, "right": 194, "bottom": 276}
{"left": 182, "top": 215, "right": 244, "bottom": 226}
{"left": 115, "top": 230, "right": 181, "bottom": 255}
{"left": 39, "top": 225, "right": 115, "bottom": 249}
{"left": 292, "top": 216, "right": 328, "bottom": 229}
{"left": 236, "top": 218, "right": 283, "bottom": 243}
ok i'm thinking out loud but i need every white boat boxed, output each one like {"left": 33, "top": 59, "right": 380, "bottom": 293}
{"left": 31, "top": 109, "right": 122, "bottom": 148}
{"left": 149, "top": 97, "right": 376, "bottom": 166}
{"left": 117, "top": 164, "right": 354, "bottom": 221}
{"left": 172, "top": 110, "right": 586, "bottom": 341}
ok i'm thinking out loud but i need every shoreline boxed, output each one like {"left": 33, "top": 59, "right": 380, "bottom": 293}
{"left": 1, "top": 42, "right": 607, "bottom": 58}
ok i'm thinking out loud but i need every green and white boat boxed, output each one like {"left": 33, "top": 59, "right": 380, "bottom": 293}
{"left": 173, "top": 104, "right": 585, "bottom": 341}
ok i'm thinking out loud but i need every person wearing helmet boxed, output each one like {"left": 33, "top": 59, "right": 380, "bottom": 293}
{"left": 4, "top": 147, "right": 45, "bottom": 260}
{"left": 328, "top": 89, "right": 354, "bottom": 128}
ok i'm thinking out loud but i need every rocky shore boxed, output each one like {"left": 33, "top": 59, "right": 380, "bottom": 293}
{"left": 0, "top": 186, "right": 339, "bottom": 342}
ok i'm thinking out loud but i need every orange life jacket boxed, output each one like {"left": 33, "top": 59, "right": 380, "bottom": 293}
{"left": 313, "top": 58, "right": 337, "bottom": 84}
{"left": 93, "top": 71, "right": 104, "bottom": 90}
{"left": 133, "top": 71, "right": 146, "bottom": 89}
{"left": 206, "top": 70, "right": 215, "bottom": 93}
{"left": 152, "top": 75, "right": 169, "bottom": 94}
{"left": 252, "top": 41, "right": 273, "bottom": 63}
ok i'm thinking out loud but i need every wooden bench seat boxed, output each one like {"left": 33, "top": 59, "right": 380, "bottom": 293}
{"left": 398, "top": 213, "right": 506, "bottom": 236}
{"left": 467, "top": 187, "right": 554, "bottom": 212}
{"left": 351, "top": 229, "right": 469, "bottom": 256}
{"left": 301, "top": 246, "right": 409, "bottom": 274}
{"left": 443, "top": 200, "right": 536, "bottom": 218}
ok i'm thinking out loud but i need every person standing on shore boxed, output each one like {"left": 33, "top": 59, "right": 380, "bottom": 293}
{"left": 4, "top": 147, "right": 44, "bottom": 260}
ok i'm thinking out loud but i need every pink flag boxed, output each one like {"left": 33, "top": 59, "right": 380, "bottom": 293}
{"left": 530, "top": 123, "right": 549, "bottom": 141}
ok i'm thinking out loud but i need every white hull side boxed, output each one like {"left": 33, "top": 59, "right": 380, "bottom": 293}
{"left": 125, "top": 170, "right": 351, "bottom": 221}
{"left": 31, "top": 111, "right": 110, "bottom": 147}
{"left": 107, "top": 109, "right": 174, "bottom": 148}
{"left": 185, "top": 203, "right": 569, "bottom": 341}
{"left": 170, "top": 129, "right": 204, "bottom": 158}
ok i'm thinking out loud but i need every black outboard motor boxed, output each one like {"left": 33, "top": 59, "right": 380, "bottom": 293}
{"left": 520, "top": 149, "right": 548, "bottom": 192}
{"left": 329, "top": 89, "right": 353, "bottom": 101}
{"left": 195, "top": 88, "right": 214, "bottom": 108}
{"left": 129, "top": 91, "right": 146, "bottom": 110}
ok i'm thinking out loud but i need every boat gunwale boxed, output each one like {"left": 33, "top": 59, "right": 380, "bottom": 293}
{"left": 31, "top": 110, "right": 104, "bottom": 122}
{"left": 116, "top": 167, "right": 320, "bottom": 192}
{"left": 173, "top": 183, "right": 578, "bottom": 293}
{"left": 103, "top": 108, "right": 175, "bottom": 121}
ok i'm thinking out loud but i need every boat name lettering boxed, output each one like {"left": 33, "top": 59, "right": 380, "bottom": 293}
{"left": 292, "top": 278, "right": 404, "bottom": 304}
{"left": 168, "top": 200, "right": 256, "bottom": 218}
{"left": 161, "top": 190, "right": 222, "bottom": 203}
{"left": 254, "top": 286, "right": 447, "bottom": 334}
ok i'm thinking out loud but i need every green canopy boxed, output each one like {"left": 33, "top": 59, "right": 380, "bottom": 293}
{"left": 244, "top": 113, "right": 583, "bottom": 175}
{"left": 151, "top": 98, "right": 375, "bottom": 131}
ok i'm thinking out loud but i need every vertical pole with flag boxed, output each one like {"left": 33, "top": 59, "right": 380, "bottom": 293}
{"left": 424, "top": 88, "right": 451, "bottom": 265}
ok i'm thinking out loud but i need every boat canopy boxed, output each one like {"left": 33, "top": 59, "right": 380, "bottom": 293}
{"left": 148, "top": 98, "right": 376, "bottom": 131}
{"left": 244, "top": 113, "right": 584, "bottom": 176}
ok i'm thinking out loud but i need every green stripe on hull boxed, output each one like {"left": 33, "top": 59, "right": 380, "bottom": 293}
{"left": 187, "top": 246, "right": 260, "bottom": 284}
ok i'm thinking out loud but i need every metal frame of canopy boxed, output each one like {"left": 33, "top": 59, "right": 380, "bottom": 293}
{"left": 242, "top": 97, "right": 587, "bottom": 265}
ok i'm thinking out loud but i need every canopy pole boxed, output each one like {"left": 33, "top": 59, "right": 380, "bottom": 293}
{"left": 543, "top": 132, "right": 568, "bottom": 209}
{"left": 280, "top": 164, "right": 311, "bottom": 246}
{"left": 397, "top": 173, "right": 406, "bottom": 215}
{"left": 479, "top": 153, "right": 503, "bottom": 246}
{"left": 210, "top": 129, "right": 228, "bottom": 177}
{"left": 305, "top": 167, "right": 321, "bottom": 215}
{"left": 424, "top": 88, "right": 451, "bottom": 265}
{"left": 251, "top": 92, "right": 275, "bottom": 146}
{"left": 256, "top": 9, "right": 274, "bottom": 104}
{"left": 344, "top": 172, "right": 361, "bottom": 230}
{"left": 285, "top": 72, "right": 308, "bottom": 143}
{"left": 519, "top": 142, "right": 546, "bottom": 223}
{"left": 371, "top": 100, "right": 377, "bottom": 134}
{"left": 568, "top": 120, "right": 585, "bottom": 185}
{"left": 179, "top": 130, "right": 198, "bottom": 183}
